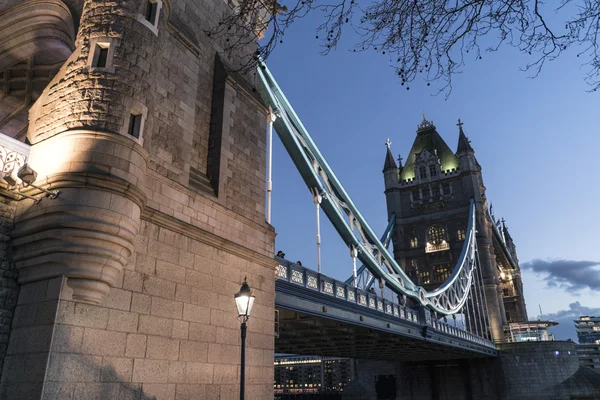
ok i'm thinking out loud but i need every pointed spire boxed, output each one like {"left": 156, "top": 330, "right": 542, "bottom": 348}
{"left": 383, "top": 138, "right": 398, "bottom": 171}
{"left": 397, "top": 154, "right": 403, "bottom": 168}
{"left": 456, "top": 119, "right": 474, "bottom": 154}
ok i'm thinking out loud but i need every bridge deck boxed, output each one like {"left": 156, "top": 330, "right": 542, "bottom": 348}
{"left": 275, "top": 261, "right": 496, "bottom": 361}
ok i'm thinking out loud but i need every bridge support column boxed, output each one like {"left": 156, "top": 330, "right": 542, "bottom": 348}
{"left": 477, "top": 242, "right": 506, "bottom": 343}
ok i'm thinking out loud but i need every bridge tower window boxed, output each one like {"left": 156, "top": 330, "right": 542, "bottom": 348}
{"left": 418, "top": 270, "right": 430, "bottom": 285}
{"left": 419, "top": 166, "right": 427, "bottom": 179}
{"left": 457, "top": 229, "right": 466, "bottom": 241}
{"left": 426, "top": 225, "right": 449, "bottom": 253}
{"left": 429, "top": 164, "right": 437, "bottom": 177}
{"left": 409, "top": 236, "right": 418, "bottom": 248}
{"left": 434, "top": 265, "right": 450, "bottom": 282}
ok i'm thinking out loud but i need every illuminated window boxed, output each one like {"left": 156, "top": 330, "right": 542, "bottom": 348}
{"left": 410, "top": 236, "right": 418, "bottom": 248}
{"left": 419, "top": 166, "right": 427, "bottom": 179}
{"left": 502, "top": 288, "right": 512, "bottom": 297}
{"left": 593, "top": 326, "right": 600, "bottom": 331}
{"left": 428, "top": 225, "right": 446, "bottom": 245}
{"left": 457, "top": 229, "right": 466, "bottom": 241}
{"left": 429, "top": 164, "right": 437, "bottom": 177}
{"left": 434, "top": 265, "right": 450, "bottom": 282}
{"left": 418, "top": 270, "right": 430, "bottom": 285}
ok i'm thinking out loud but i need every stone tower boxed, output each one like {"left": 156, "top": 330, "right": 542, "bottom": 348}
{"left": 0, "top": 0, "right": 276, "bottom": 398}
{"left": 383, "top": 117, "right": 528, "bottom": 343}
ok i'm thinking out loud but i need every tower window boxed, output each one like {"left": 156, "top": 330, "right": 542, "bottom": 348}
{"left": 91, "top": 43, "right": 110, "bottom": 68}
{"left": 429, "top": 164, "right": 437, "bottom": 177}
{"left": 419, "top": 166, "right": 427, "bottom": 179}
{"left": 457, "top": 229, "right": 466, "bottom": 241}
{"left": 128, "top": 112, "right": 142, "bottom": 138}
{"left": 503, "top": 288, "right": 512, "bottom": 297}
{"left": 428, "top": 225, "right": 446, "bottom": 245}
{"left": 443, "top": 182, "right": 451, "bottom": 195}
{"left": 146, "top": 0, "right": 158, "bottom": 24}
{"left": 431, "top": 184, "right": 440, "bottom": 198}
{"left": 94, "top": 45, "right": 109, "bottom": 68}
{"left": 434, "top": 265, "right": 450, "bottom": 282}
{"left": 409, "top": 236, "right": 418, "bottom": 248}
{"left": 418, "top": 271, "right": 431, "bottom": 285}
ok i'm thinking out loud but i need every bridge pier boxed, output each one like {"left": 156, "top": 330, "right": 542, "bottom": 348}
{"left": 342, "top": 341, "right": 600, "bottom": 400}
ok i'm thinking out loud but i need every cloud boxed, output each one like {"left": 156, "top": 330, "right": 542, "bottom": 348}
{"left": 540, "top": 301, "right": 600, "bottom": 341}
{"left": 521, "top": 259, "right": 600, "bottom": 292}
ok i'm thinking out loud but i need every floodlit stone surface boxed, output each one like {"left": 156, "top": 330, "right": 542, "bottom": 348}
{"left": 0, "top": 0, "right": 275, "bottom": 398}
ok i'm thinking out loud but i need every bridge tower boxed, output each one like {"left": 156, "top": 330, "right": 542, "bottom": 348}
{"left": 383, "top": 117, "right": 527, "bottom": 342}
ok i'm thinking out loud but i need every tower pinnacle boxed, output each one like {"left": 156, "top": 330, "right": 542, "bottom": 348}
{"left": 456, "top": 119, "right": 474, "bottom": 154}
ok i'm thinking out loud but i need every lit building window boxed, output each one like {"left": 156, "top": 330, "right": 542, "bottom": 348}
{"left": 434, "top": 265, "right": 450, "bottom": 282}
{"left": 409, "top": 236, "right": 418, "bottom": 248}
{"left": 503, "top": 288, "right": 512, "bottom": 297}
{"left": 418, "top": 270, "right": 430, "bottom": 285}
{"left": 426, "top": 225, "right": 449, "bottom": 253}
{"left": 457, "top": 229, "right": 466, "bottom": 241}
{"left": 419, "top": 166, "right": 427, "bottom": 179}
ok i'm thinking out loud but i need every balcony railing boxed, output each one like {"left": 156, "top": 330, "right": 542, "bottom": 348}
{"left": 275, "top": 257, "right": 495, "bottom": 349}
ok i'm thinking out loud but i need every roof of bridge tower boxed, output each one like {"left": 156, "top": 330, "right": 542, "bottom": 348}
{"left": 383, "top": 138, "right": 398, "bottom": 171}
{"left": 399, "top": 115, "right": 459, "bottom": 181}
{"left": 456, "top": 119, "right": 475, "bottom": 154}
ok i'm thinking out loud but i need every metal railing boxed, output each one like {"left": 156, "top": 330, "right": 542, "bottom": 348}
{"left": 276, "top": 257, "right": 495, "bottom": 349}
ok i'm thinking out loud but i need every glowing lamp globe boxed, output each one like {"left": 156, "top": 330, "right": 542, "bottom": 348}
{"left": 234, "top": 278, "right": 255, "bottom": 319}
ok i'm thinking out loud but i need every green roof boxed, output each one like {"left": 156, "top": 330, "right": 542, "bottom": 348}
{"left": 400, "top": 125, "right": 459, "bottom": 181}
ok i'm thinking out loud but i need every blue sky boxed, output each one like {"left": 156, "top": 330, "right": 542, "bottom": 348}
{"left": 261, "top": 9, "right": 600, "bottom": 341}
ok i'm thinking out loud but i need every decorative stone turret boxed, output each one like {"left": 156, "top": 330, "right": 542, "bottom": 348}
{"left": 11, "top": 0, "right": 165, "bottom": 304}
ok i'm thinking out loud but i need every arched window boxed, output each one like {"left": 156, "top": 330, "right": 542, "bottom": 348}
{"left": 426, "top": 225, "right": 449, "bottom": 253}
{"left": 428, "top": 225, "right": 446, "bottom": 245}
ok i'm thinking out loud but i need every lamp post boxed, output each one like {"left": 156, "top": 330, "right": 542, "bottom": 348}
{"left": 234, "top": 277, "right": 255, "bottom": 400}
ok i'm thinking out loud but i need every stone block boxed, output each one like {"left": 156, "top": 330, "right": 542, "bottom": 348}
{"left": 73, "top": 383, "right": 120, "bottom": 400}
{"left": 81, "top": 328, "right": 126, "bottom": 356}
{"left": 101, "top": 357, "right": 133, "bottom": 382}
{"left": 208, "top": 343, "right": 240, "bottom": 365}
{"left": 52, "top": 324, "right": 84, "bottom": 353}
{"left": 125, "top": 333, "right": 147, "bottom": 358}
{"left": 143, "top": 276, "right": 176, "bottom": 300}
{"left": 47, "top": 353, "right": 102, "bottom": 382}
{"left": 156, "top": 260, "right": 187, "bottom": 283}
{"left": 138, "top": 315, "right": 173, "bottom": 337}
{"left": 188, "top": 323, "right": 217, "bottom": 343}
{"left": 172, "top": 320, "right": 189, "bottom": 339}
{"left": 103, "top": 288, "right": 132, "bottom": 311}
{"left": 182, "top": 303, "right": 210, "bottom": 324}
{"left": 58, "top": 301, "right": 109, "bottom": 329}
{"left": 123, "top": 270, "right": 143, "bottom": 292}
{"left": 131, "top": 293, "right": 151, "bottom": 315}
{"left": 146, "top": 335, "right": 180, "bottom": 361}
{"left": 175, "top": 384, "right": 207, "bottom": 400}
{"left": 179, "top": 340, "right": 209, "bottom": 362}
{"left": 175, "top": 284, "right": 192, "bottom": 303}
{"left": 132, "top": 359, "right": 169, "bottom": 383}
{"left": 213, "top": 364, "right": 237, "bottom": 384}
{"left": 151, "top": 297, "right": 183, "bottom": 319}
{"left": 41, "top": 381, "right": 75, "bottom": 400}
{"left": 107, "top": 310, "right": 139, "bottom": 333}
{"left": 141, "top": 383, "right": 175, "bottom": 400}
{"left": 185, "top": 362, "right": 214, "bottom": 384}
{"left": 168, "top": 361, "right": 186, "bottom": 383}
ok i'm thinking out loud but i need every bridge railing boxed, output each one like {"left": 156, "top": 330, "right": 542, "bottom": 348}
{"left": 275, "top": 257, "right": 495, "bottom": 349}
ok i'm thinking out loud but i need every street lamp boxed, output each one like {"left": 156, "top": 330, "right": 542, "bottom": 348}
{"left": 235, "top": 277, "right": 255, "bottom": 400}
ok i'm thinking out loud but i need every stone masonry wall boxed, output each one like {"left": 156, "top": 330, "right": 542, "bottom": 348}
{"left": 0, "top": 196, "right": 18, "bottom": 374}
{"left": 30, "top": 219, "right": 275, "bottom": 399}
{"left": 0, "top": 0, "right": 276, "bottom": 399}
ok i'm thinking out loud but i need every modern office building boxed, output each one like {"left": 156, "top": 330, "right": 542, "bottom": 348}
{"left": 274, "top": 355, "right": 353, "bottom": 395}
{"left": 505, "top": 320, "right": 558, "bottom": 342}
{"left": 575, "top": 316, "right": 600, "bottom": 344}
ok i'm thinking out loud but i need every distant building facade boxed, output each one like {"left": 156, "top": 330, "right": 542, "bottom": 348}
{"left": 575, "top": 316, "right": 600, "bottom": 344}
{"left": 576, "top": 344, "right": 600, "bottom": 372}
{"left": 274, "top": 355, "right": 353, "bottom": 395}
{"left": 383, "top": 117, "right": 528, "bottom": 342}
{"left": 506, "top": 321, "right": 557, "bottom": 342}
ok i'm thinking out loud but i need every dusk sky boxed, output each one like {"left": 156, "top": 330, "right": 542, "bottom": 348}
{"left": 260, "top": 9, "right": 600, "bottom": 341}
